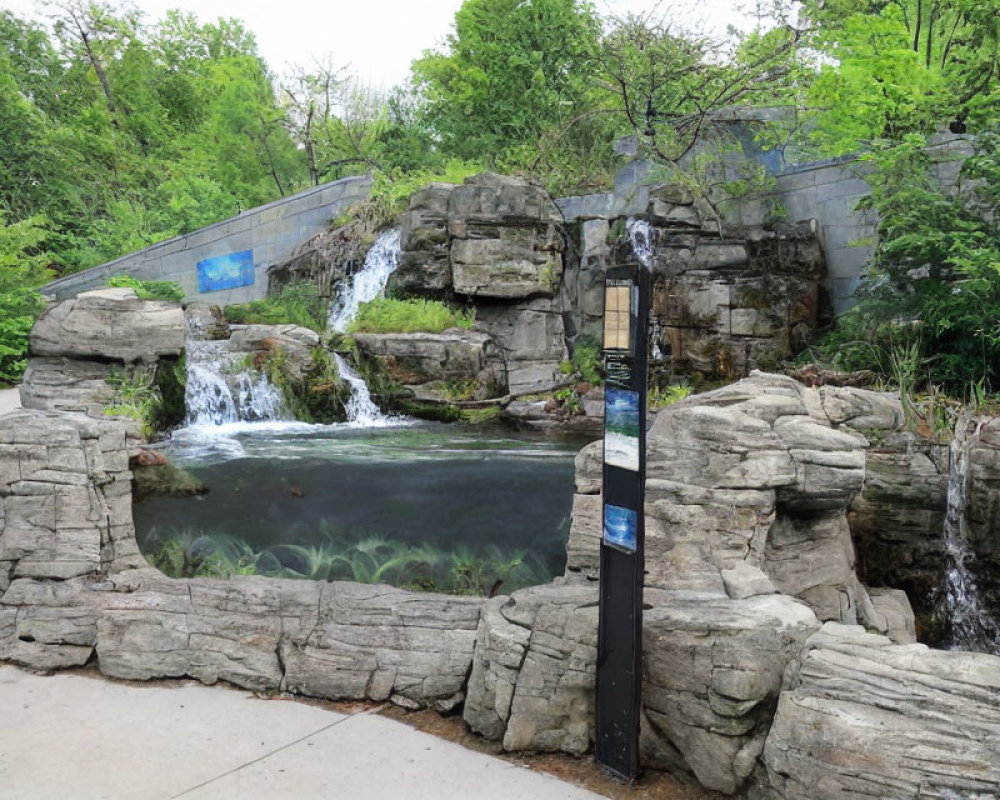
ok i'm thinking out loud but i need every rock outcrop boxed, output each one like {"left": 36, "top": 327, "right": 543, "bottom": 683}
{"left": 351, "top": 329, "right": 501, "bottom": 389}
{"left": 4, "top": 372, "right": 1000, "bottom": 799}
{"left": 0, "top": 410, "right": 482, "bottom": 707}
{"left": 763, "top": 622, "right": 1000, "bottom": 799}
{"left": 20, "top": 288, "right": 186, "bottom": 418}
{"left": 389, "top": 173, "right": 569, "bottom": 396}
{"left": 561, "top": 212, "right": 828, "bottom": 379}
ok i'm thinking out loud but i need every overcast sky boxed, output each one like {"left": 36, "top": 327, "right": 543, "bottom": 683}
{"left": 1, "top": 0, "right": 760, "bottom": 87}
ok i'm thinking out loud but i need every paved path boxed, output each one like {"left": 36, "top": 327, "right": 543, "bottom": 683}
{"left": 0, "top": 387, "right": 20, "bottom": 415}
{"left": 0, "top": 665, "right": 605, "bottom": 800}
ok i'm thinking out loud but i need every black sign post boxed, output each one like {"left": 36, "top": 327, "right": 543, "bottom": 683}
{"left": 595, "top": 264, "right": 649, "bottom": 780}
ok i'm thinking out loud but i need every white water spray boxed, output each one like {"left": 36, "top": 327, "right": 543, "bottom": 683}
{"left": 333, "top": 354, "right": 394, "bottom": 427}
{"left": 328, "top": 228, "right": 401, "bottom": 333}
{"left": 327, "top": 228, "right": 402, "bottom": 425}
{"left": 941, "top": 415, "right": 1000, "bottom": 654}
{"left": 184, "top": 338, "right": 290, "bottom": 427}
{"left": 626, "top": 217, "right": 655, "bottom": 271}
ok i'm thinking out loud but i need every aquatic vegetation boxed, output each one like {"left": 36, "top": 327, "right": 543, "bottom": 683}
{"left": 143, "top": 528, "right": 556, "bottom": 596}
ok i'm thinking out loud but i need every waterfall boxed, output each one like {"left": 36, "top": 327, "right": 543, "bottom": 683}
{"left": 333, "top": 354, "right": 392, "bottom": 427}
{"left": 327, "top": 227, "right": 401, "bottom": 425}
{"left": 184, "top": 338, "right": 290, "bottom": 427}
{"left": 626, "top": 217, "right": 663, "bottom": 361}
{"left": 328, "top": 228, "right": 401, "bottom": 333}
{"left": 941, "top": 415, "right": 1000, "bottom": 653}
{"left": 626, "top": 217, "right": 655, "bottom": 271}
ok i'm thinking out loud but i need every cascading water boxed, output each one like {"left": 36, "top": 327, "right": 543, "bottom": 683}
{"left": 626, "top": 217, "right": 655, "bottom": 271}
{"left": 333, "top": 354, "right": 391, "bottom": 426}
{"left": 626, "top": 217, "right": 664, "bottom": 361}
{"left": 328, "top": 228, "right": 400, "bottom": 333}
{"left": 327, "top": 227, "right": 401, "bottom": 424}
{"left": 184, "top": 338, "right": 290, "bottom": 427}
{"left": 940, "top": 415, "right": 1000, "bottom": 654}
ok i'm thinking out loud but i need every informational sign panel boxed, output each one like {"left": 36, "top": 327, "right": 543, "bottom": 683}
{"left": 196, "top": 250, "right": 255, "bottom": 293}
{"left": 595, "top": 265, "right": 649, "bottom": 780}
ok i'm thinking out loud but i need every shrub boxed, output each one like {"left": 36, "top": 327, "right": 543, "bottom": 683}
{"left": 0, "top": 289, "right": 45, "bottom": 385}
{"left": 223, "top": 282, "right": 326, "bottom": 332}
{"left": 348, "top": 298, "right": 474, "bottom": 334}
{"left": 107, "top": 275, "right": 184, "bottom": 302}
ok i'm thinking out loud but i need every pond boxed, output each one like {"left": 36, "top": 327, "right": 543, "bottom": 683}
{"left": 134, "top": 421, "right": 585, "bottom": 595}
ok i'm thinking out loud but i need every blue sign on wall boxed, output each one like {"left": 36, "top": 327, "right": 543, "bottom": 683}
{"left": 197, "top": 250, "right": 255, "bottom": 293}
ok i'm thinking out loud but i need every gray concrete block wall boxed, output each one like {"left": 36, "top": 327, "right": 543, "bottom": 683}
{"left": 559, "top": 134, "right": 974, "bottom": 317}
{"left": 42, "top": 174, "right": 372, "bottom": 305}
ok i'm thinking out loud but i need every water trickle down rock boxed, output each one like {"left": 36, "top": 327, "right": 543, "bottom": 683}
{"left": 626, "top": 216, "right": 655, "bottom": 270}
{"left": 333, "top": 354, "right": 388, "bottom": 426}
{"left": 941, "top": 415, "right": 1000, "bottom": 653}
{"left": 328, "top": 228, "right": 401, "bottom": 333}
{"left": 183, "top": 337, "right": 290, "bottom": 426}
{"left": 327, "top": 228, "right": 402, "bottom": 424}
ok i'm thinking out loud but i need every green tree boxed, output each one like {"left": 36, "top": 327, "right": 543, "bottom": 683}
{"left": 819, "top": 132, "right": 1000, "bottom": 392}
{"left": 412, "top": 0, "right": 602, "bottom": 161}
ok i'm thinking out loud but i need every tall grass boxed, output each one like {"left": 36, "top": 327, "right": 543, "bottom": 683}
{"left": 348, "top": 298, "right": 474, "bottom": 334}
{"left": 223, "top": 282, "right": 326, "bottom": 332}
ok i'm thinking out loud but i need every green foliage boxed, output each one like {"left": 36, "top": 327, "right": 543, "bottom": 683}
{"left": 104, "top": 368, "right": 162, "bottom": 438}
{"left": 412, "top": 0, "right": 602, "bottom": 163}
{"left": 812, "top": 131, "right": 1000, "bottom": 396}
{"left": 223, "top": 282, "right": 326, "bottom": 331}
{"left": 561, "top": 336, "right": 602, "bottom": 385}
{"left": 348, "top": 298, "right": 474, "bottom": 334}
{"left": 648, "top": 382, "right": 694, "bottom": 411}
{"left": 145, "top": 529, "right": 552, "bottom": 595}
{"left": 800, "top": 0, "right": 1000, "bottom": 147}
{"left": 107, "top": 274, "right": 184, "bottom": 302}
{"left": 803, "top": 7, "right": 943, "bottom": 155}
{"left": 0, "top": 214, "right": 54, "bottom": 384}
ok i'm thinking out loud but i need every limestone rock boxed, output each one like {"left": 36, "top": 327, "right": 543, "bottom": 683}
{"left": 95, "top": 570, "right": 485, "bottom": 709}
{"left": 29, "top": 288, "right": 185, "bottom": 364}
{"left": 226, "top": 324, "right": 320, "bottom": 383}
{"left": 849, "top": 431, "right": 949, "bottom": 637}
{"left": 449, "top": 174, "right": 565, "bottom": 300}
{"left": 474, "top": 298, "right": 568, "bottom": 395}
{"left": 391, "top": 182, "right": 456, "bottom": 298}
{"left": 0, "top": 410, "right": 142, "bottom": 585}
{"left": 351, "top": 329, "right": 500, "bottom": 387}
{"left": 464, "top": 582, "right": 598, "bottom": 756}
{"left": 643, "top": 590, "right": 820, "bottom": 794}
{"left": 721, "top": 563, "right": 777, "bottom": 600}
{"left": 19, "top": 358, "right": 118, "bottom": 415}
{"left": 763, "top": 622, "right": 1000, "bottom": 799}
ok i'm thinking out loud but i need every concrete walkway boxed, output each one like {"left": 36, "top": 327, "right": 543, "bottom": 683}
{"left": 0, "top": 387, "right": 20, "bottom": 415}
{"left": 0, "top": 665, "right": 605, "bottom": 800}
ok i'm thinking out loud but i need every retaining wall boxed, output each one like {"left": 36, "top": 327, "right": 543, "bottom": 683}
{"left": 42, "top": 175, "right": 372, "bottom": 306}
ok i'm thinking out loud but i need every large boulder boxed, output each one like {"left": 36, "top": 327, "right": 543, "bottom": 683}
{"left": 389, "top": 182, "right": 456, "bottom": 298}
{"left": 642, "top": 589, "right": 820, "bottom": 794}
{"left": 462, "top": 579, "right": 819, "bottom": 796}
{"left": 567, "top": 373, "right": 884, "bottom": 628}
{"left": 474, "top": 297, "right": 569, "bottom": 395}
{"left": 762, "top": 622, "right": 1000, "bottom": 799}
{"left": 226, "top": 323, "right": 320, "bottom": 384}
{"left": 29, "top": 287, "right": 185, "bottom": 364}
{"left": 19, "top": 358, "right": 119, "bottom": 416}
{"left": 448, "top": 173, "right": 564, "bottom": 300}
{"left": 20, "top": 288, "right": 186, "bottom": 418}
{"left": 351, "top": 329, "right": 500, "bottom": 387}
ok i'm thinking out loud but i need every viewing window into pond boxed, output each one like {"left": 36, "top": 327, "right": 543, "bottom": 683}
{"left": 134, "top": 423, "right": 581, "bottom": 596}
